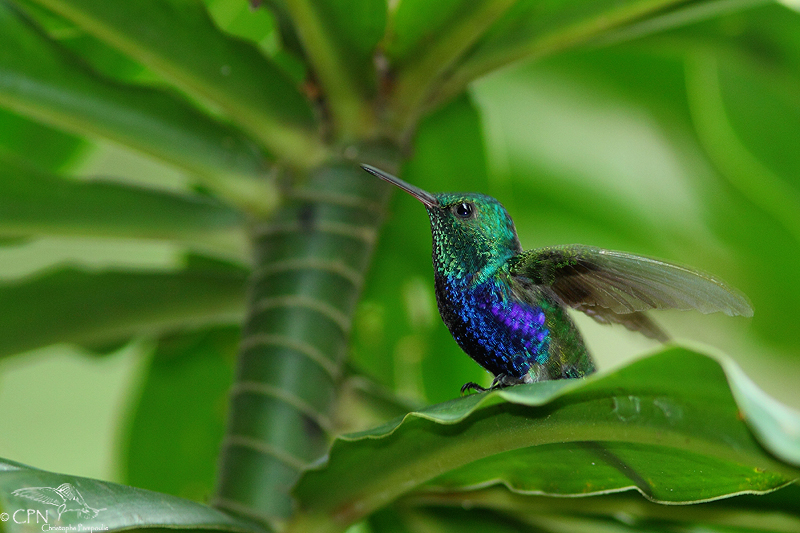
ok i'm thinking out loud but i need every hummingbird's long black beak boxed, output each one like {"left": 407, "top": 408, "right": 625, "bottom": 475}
{"left": 361, "top": 164, "right": 439, "bottom": 208}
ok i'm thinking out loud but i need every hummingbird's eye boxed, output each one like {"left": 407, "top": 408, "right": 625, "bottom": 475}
{"left": 453, "top": 202, "right": 474, "bottom": 219}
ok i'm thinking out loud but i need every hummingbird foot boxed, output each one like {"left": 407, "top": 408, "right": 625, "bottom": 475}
{"left": 460, "top": 374, "right": 520, "bottom": 394}
{"left": 460, "top": 381, "right": 490, "bottom": 394}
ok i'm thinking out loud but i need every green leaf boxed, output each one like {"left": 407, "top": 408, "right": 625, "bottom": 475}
{"left": 0, "top": 2, "right": 275, "bottom": 213}
{"left": 0, "top": 157, "right": 245, "bottom": 246}
{"left": 124, "top": 327, "right": 238, "bottom": 502}
{"left": 0, "top": 109, "right": 85, "bottom": 171}
{"left": 293, "top": 347, "right": 800, "bottom": 529}
{"left": 404, "top": 485, "right": 800, "bottom": 532}
{"left": 21, "top": 0, "right": 325, "bottom": 165}
{"left": 13, "top": 0, "right": 154, "bottom": 83}
{"left": 0, "top": 458, "right": 263, "bottom": 533}
{"left": 0, "top": 259, "right": 247, "bottom": 358}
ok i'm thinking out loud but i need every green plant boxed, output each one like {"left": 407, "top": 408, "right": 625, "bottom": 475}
{"left": 0, "top": 1, "right": 798, "bottom": 532}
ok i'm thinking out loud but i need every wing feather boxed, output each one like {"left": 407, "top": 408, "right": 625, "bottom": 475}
{"left": 509, "top": 245, "right": 753, "bottom": 317}
{"left": 11, "top": 487, "right": 63, "bottom": 506}
{"left": 579, "top": 306, "right": 670, "bottom": 342}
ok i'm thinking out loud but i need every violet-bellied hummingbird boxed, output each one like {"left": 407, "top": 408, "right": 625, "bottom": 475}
{"left": 362, "top": 165, "right": 753, "bottom": 393}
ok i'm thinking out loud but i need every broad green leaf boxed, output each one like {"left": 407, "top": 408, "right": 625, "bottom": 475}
{"left": 13, "top": 0, "right": 154, "bottom": 83}
{"left": 0, "top": 258, "right": 247, "bottom": 358}
{"left": 124, "top": 327, "right": 238, "bottom": 502}
{"left": 0, "top": 109, "right": 85, "bottom": 171}
{"left": 20, "top": 0, "right": 325, "bottom": 165}
{"left": 401, "top": 485, "right": 800, "bottom": 533}
{"left": 293, "top": 347, "right": 800, "bottom": 528}
{"left": 0, "top": 2, "right": 275, "bottom": 214}
{"left": 0, "top": 157, "right": 245, "bottom": 246}
{"left": 0, "top": 458, "right": 263, "bottom": 533}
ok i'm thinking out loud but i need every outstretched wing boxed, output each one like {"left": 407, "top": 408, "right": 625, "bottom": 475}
{"left": 11, "top": 487, "right": 63, "bottom": 507}
{"left": 509, "top": 245, "right": 753, "bottom": 336}
{"left": 580, "top": 304, "right": 670, "bottom": 342}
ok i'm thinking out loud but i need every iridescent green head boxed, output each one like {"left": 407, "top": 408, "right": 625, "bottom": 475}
{"left": 362, "top": 165, "right": 521, "bottom": 278}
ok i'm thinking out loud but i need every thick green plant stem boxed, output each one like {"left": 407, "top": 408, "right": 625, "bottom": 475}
{"left": 213, "top": 146, "right": 400, "bottom": 530}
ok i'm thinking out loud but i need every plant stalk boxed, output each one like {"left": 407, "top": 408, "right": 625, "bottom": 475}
{"left": 212, "top": 144, "right": 400, "bottom": 531}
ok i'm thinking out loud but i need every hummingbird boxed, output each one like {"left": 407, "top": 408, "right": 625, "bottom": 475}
{"left": 12, "top": 483, "right": 105, "bottom": 520}
{"left": 362, "top": 165, "right": 754, "bottom": 393}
